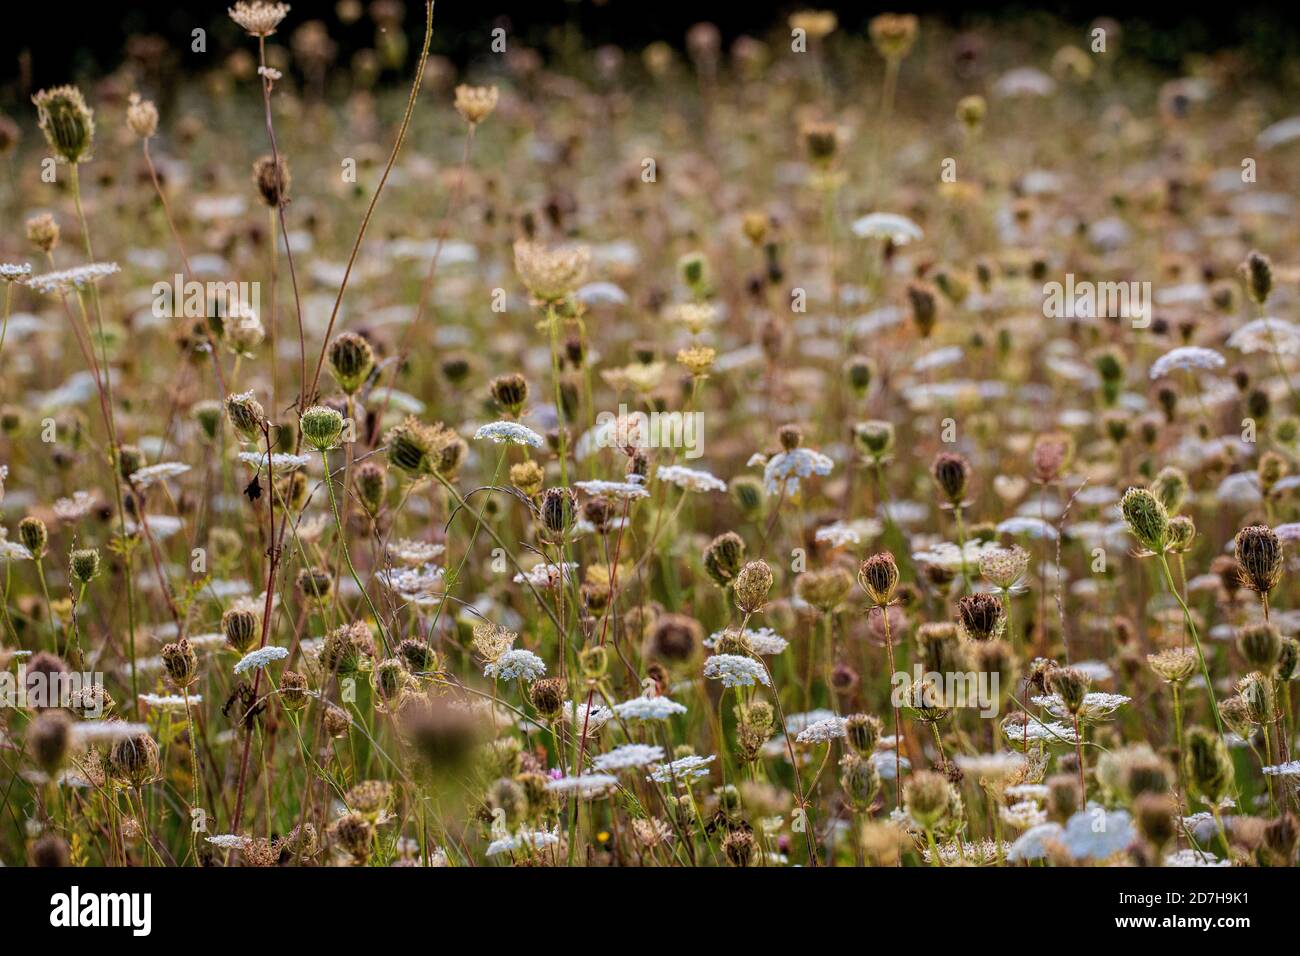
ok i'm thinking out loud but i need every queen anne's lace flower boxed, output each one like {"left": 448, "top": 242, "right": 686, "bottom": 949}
{"left": 128, "top": 462, "right": 191, "bottom": 488}
{"left": 233, "top": 645, "right": 289, "bottom": 675}
{"left": 483, "top": 648, "right": 546, "bottom": 682}
{"left": 762, "top": 447, "right": 833, "bottom": 496}
{"left": 703, "top": 654, "right": 770, "bottom": 687}
{"left": 474, "top": 421, "right": 545, "bottom": 447}
{"left": 656, "top": 465, "right": 727, "bottom": 493}
{"left": 139, "top": 693, "right": 200, "bottom": 710}
{"left": 704, "top": 626, "right": 789, "bottom": 655}
{"left": 795, "top": 716, "right": 846, "bottom": 744}
{"left": 592, "top": 744, "right": 666, "bottom": 772}
{"left": 513, "top": 562, "right": 578, "bottom": 588}
{"left": 1262, "top": 760, "right": 1300, "bottom": 777}
{"left": 26, "top": 262, "right": 121, "bottom": 294}
{"left": 237, "top": 450, "right": 311, "bottom": 471}
{"left": 1148, "top": 346, "right": 1226, "bottom": 379}
{"left": 485, "top": 828, "right": 559, "bottom": 857}
{"left": 1227, "top": 317, "right": 1300, "bottom": 355}
{"left": 546, "top": 773, "right": 619, "bottom": 798}
{"left": 1031, "top": 691, "right": 1131, "bottom": 721}
{"left": 613, "top": 695, "right": 687, "bottom": 721}
{"left": 573, "top": 479, "right": 649, "bottom": 500}
{"left": 205, "top": 834, "right": 251, "bottom": 850}
{"left": 647, "top": 754, "right": 716, "bottom": 784}
{"left": 851, "top": 212, "right": 923, "bottom": 244}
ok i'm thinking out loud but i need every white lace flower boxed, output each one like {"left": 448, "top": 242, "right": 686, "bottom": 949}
{"left": 1164, "top": 848, "right": 1230, "bottom": 867}
{"left": 612, "top": 695, "right": 688, "bottom": 721}
{"left": 139, "top": 693, "right": 201, "bottom": 710}
{"left": 1031, "top": 691, "right": 1131, "bottom": 722}
{"left": 53, "top": 490, "right": 98, "bottom": 522}
{"left": 703, "top": 654, "right": 770, "bottom": 688}
{"left": 1262, "top": 760, "right": 1300, "bottom": 777}
{"left": 546, "top": 773, "right": 619, "bottom": 798}
{"left": 1002, "top": 715, "right": 1078, "bottom": 745}
{"left": 592, "top": 744, "right": 666, "bottom": 772}
{"left": 954, "top": 752, "right": 1027, "bottom": 781}
{"left": 233, "top": 645, "right": 289, "bottom": 675}
{"left": 1, "top": 263, "right": 32, "bottom": 281}
{"left": 573, "top": 479, "right": 649, "bottom": 500}
{"left": 647, "top": 754, "right": 716, "bottom": 784}
{"left": 474, "top": 421, "right": 545, "bottom": 448}
{"left": 1227, "top": 317, "right": 1300, "bottom": 355}
{"left": 851, "top": 212, "right": 923, "bottom": 244}
{"left": 656, "top": 465, "right": 726, "bottom": 493}
{"left": 70, "top": 721, "right": 153, "bottom": 745}
{"left": 561, "top": 700, "right": 614, "bottom": 734}
{"left": 796, "top": 716, "right": 847, "bottom": 744}
{"left": 762, "top": 447, "right": 833, "bottom": 496}
{"left": 386, "top": 538, "right": 446, "bottom": 567}
{"left": 26, "top": 263, "right": 121, "bottom": 294}
{"left": 128, "top": 462, "right": 191, "bottom": 488}
{"left": 1149, "top": 346, "right": 1226, "bottom": 379}
{"left": 237, "top": 450, "right": 312, "bottom": 471}
{"left": 486, "top": 828, "right": 559, "bottom": 857}
{"left": 1001, "top": 801, "right": 1048, "bottom": 829}
{"left": 205, "top": 834, "right": 251, "bottom": 850}
{"left": 483, "top": 648, "right": 546, "bottom": 682}
{"left": 0, "top": 538, "right": 33, "bottom": 561}
{"left": 704, "top": 626, "right": 789, "bottom": 655}
{"left": 513, "top": 562, "right": 577, "bottom": 589}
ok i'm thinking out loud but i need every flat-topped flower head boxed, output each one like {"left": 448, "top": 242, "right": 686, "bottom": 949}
{"left": 0, "top": 263, "right": 31, "bottom": 282}
{"left": 454, "top": 84, "right": 499, "bottom": 125}
{"left": 514, "top": 239, "right": 590, "bottom": 305}
{"left": 473, "top": 420, "right": 544, "bottom": 448}
{"left": 1149, "top": 346, "right": 1225, "bottom": 380}
{"left": 656, "top": 465, "right": 726, "bottom": 493}
{"left": 26, "top": 262, "right": 119, "bottom": 294}
{"left": 703, "top": 653, "right": 770, "bottom": 688}
{"left": 228, "top": 1, "right": 290, "bottom": 37}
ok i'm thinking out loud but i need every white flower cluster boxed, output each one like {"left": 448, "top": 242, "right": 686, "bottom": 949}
{"left": 647, "top": 754, "right": 716, "bottom": 784}
{"left": 704, "top": 626, "right": 789, "bottom": 656}
{"left": 474, "top": 420, "right": 545, "bottom": 447}
{"left": 1148, "top": 345, "right": 1226, "bottom": 380}
{"left": 656, "top": 465, "right": 726, "bottom": 493}
{"left": 233, "top": 645, "right": 288, "bottom": 675}
{"left": 573, "top": 479, "right": 649, "bottom": 500}
{"left": 612, "top": 694, "right": 687, "bottom": 721}
{"left": 795, "top": 716, "right": 846, "bottom": 744}
{"left": 483, "top": 648, "right": 546, "bottom": 682}
{"left": 591, "top": 744, "right": 666, "bottom": 772}
{"left": 761, "top": 447, "right": 833, "bottom": 496}
{"left": 703, "top": 653, "right": 770, "bottom": 688}
{"left": 546, "top": 773, "right": 619, "bottom": 798}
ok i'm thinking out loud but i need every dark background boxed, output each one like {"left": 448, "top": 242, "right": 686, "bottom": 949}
{"left": 5, "top": 1, "right": 1300, "bottom": 88}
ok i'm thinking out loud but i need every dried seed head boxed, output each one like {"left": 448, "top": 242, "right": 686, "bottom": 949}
{"left": 252, "top": 154, "right": 290, "bottom": 206}
{"left": 733, "top": 560, "right": 774, "bottom": 613}
{"left": 1047, "top": 666, "right": 1090, "bottom": 715}
{"left": 904, "top": 770, "right": 952, "bottom": 830}
{"left": 1147, "top": 647, "right": 1197, "bottom": 684}
{"left": 907, "top": 282, "right": 938, "bottom": 337}
{"left": 539, "top": 487, "right": 578, "bottom": 537}
{"left": 125, "top": 93, "right": 158, "bottom": 139}
{"left": 858, "top": 552, "right": 900, "bottom": 606}
{"left": 1237, "top": 622, "right": 1282, "bottom": 672}
{"left": 1234, "top": 524, "right": 1283, "bottom": 594}
{"left": 956, "top": 94, "right": 986, "bottom": 130}
{"left": 18, "top": 517, "right": 47, "bottom": 559}
{"left": 1120, "top": 486, "right": 1169, "bottom": 553}
{"left": 299, "top": 405, "right": 345, "bottom": 451}
{"left": 869, "top": 12, "right": 919, "bottom": 60}
{"left": 1185, "top": 726, "right": 1234, "bottom": 804}
{"left": 454, "top": 84, "right": 499, "bottom": 125}
{"left": 649, "top": 613, "right": 702, "bottom": 662}
{"left": 69, "top": 547, "right": 100, "bottom": 584}
{"left": 703, "top": 531, "right": 746, "bottom": 588}
{"left": 930, "top": 451, "right": 970, "bottom": 505}
{"left": 354, "top": 461, "right": 386, "bottom": 514}
{"left": 529, "top": 677, "right": 566, "bottom": 720}
{"left": 108, "top": 729, "right": 160, "bottom": 789}
{"left": 327, "top": 332, "right": 375, "bottom": 395}
{"left": 398, "top": 639, "right": 438, "bottom": 675}
{"left": 1046, "top": 773, "right": 1081, "bottom": 822}
{"left": 221, "top": 607, "right": 261, "bottom": 653}
{"left": 27, "top": 710, "right": 71, "bottom": 775}
{"left": 1166, "top": 515, "right": 1196, "bottom": 553}
{"left": 161, "top": 638, "right": 199, "bottom": 688}
{"left": 26, "top": 213, "right": 60, "bottom": 254}
{"left": 854, "top": 420, "right": 895, "bottom": 460}
{"left": 33, "top": 85, "right": 94, "bottom": 164}
{"left": 29, "top": 833, "right": 70, "bottom": 868}
{"left": 1133, "top": 793, "right": 1177, "bottom": 852}
{"left": 957, "top": 592, "right": 1005, "bottom": 641}
{"left": 845, "top": 355, "right": 874, "bottom": 396}
{"left": 225, "top": 391, "right": 266, "bottom": 442}
{"left": 844, "top": 712, "right": 882, "bottom": 755}
{"left": 280, "top": 670, "right": 310, "bottom": 711}
{"left": 489, "top": 373, "right": 529, "bottom": 415}
{"left": 509, "top": 459, "right": 545, "bottom": 498}
{"left": 1240, "top": 249, "right": 1273, "bottom": 305}
{"left": 1151, "top": 466, "right": 1189, "bottom": 514}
